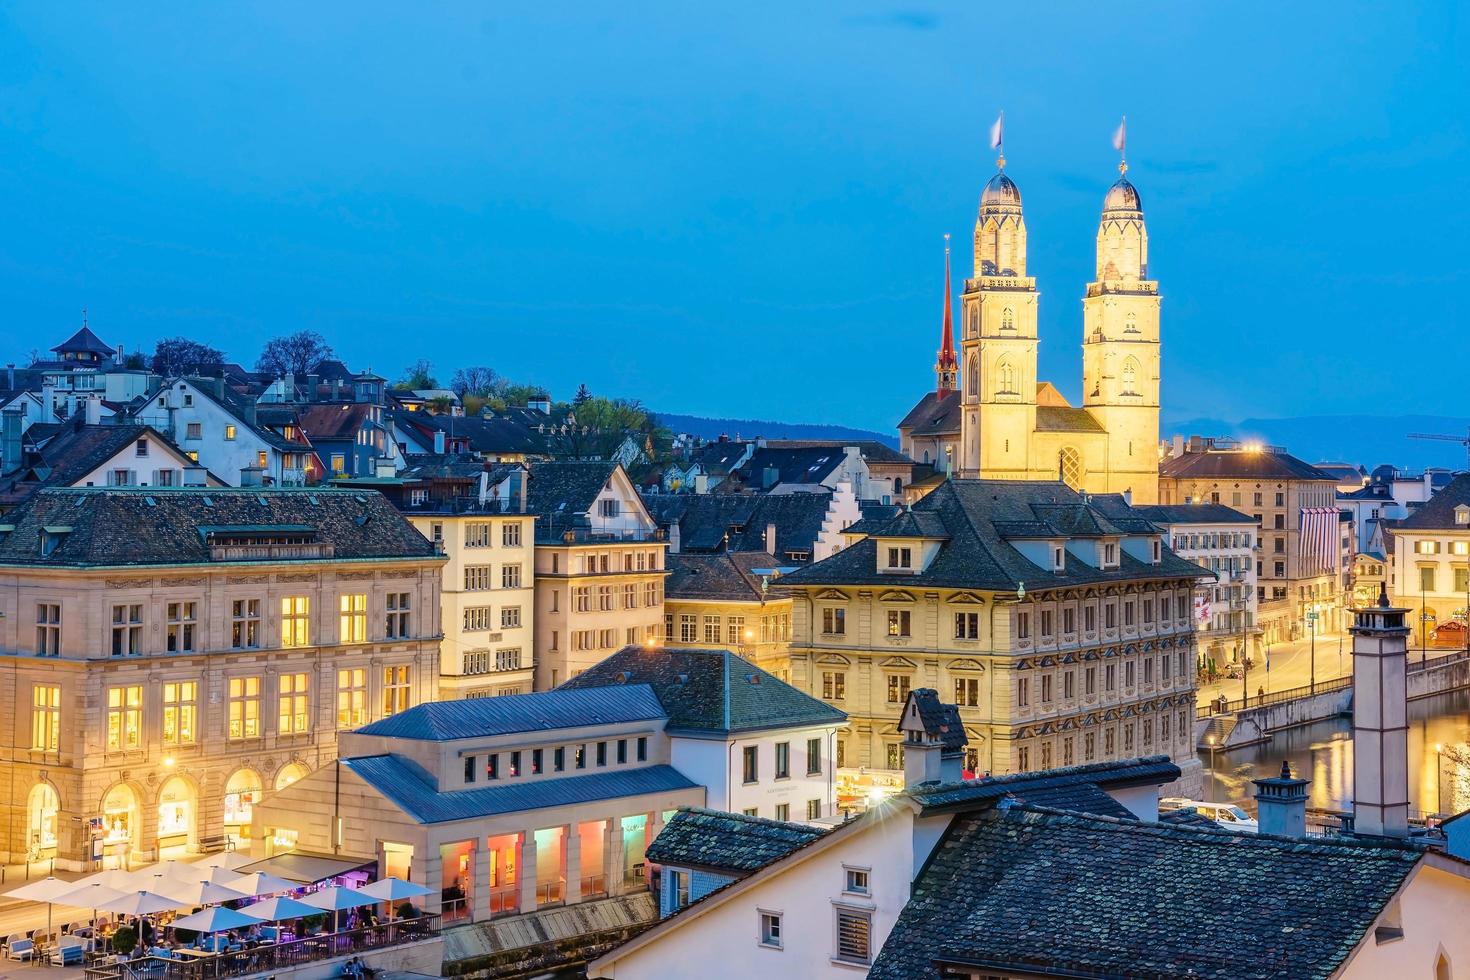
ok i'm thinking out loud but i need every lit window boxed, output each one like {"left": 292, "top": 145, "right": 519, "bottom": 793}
{"left": 281, "top": 596, "right": 310, "bottom": 647}
{"left": 32, "top": 684, "right": 60, "bottom": 751}
{"left": 278, "top": 673, "right": 310, "bottom": 734}
{"left": 162, "top": 681, "right": 198, "bottom": 746}
{"left": 228, "top": 677, "right": 261, "bottom": 739}
{"left": 337, "top": 668, "right": 367, "bottom": 728}
{"left": 383, "top": 665, "right": 411, "bottom": 716}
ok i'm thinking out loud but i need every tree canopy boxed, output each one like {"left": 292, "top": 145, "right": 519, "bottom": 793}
{"left": 151, "top": 337, "right": 224, "bottom": 377}
{"left": 255, "top": 330, "right": 333, "bottom": 376}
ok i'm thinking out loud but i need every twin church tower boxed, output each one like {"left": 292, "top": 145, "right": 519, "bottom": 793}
{"left": 899, "top": 151, "right": 1161, "bottom": 504}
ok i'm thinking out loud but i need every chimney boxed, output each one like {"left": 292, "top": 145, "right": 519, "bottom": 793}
{"left": 41, "top": 382, "right": 56, "bottom": 421}
{"left": 307, "top": 373, "right": 320, "bottom": 401}
{"left": 84, "top": 393, "right": 102, "bottom": 426}
{"left": 182, "top": 464, "right": 208, "bottom": 487}
{"left": 2, "top": 407, "right": 22, "bottom": 476}
{"left": 1122, "top": 488, "right": 1133, "bottom": 506}
{"left": 765, "top": 522, "right": 778, "bottom": 556}
{"left": 668, "top": 523, "right": 681, "bottom": 554}
{"left": 374, "top": 458, "right": 396, "bottom": 479}
{"left": 762, "top": 466, "right": 779, "bottom": 490}
{"left": 1351, "top": 584, "right": 1411, "bottom": 838}
{"left": 214, "top": 376, "right": 225, "bottom": 400}
{"left": 239, "top": 466, "right": 264, "bottom": 488}
{"left": 115, "top": 343, "right": 125, "bottom": 363}
{"left": 1252, "top": 761, "right": 1309, "bottom": 838}
{"left": 433, "top": 429, "right": 446, "bottom": 454}
{"left": 332, "top": 378, "right": 342, "bottom": 400}
{"left": 5, "top": 364, "right": 13, "bottom": 389}
{"left": 694, "top": 474, "right": 708, "bottom": 495}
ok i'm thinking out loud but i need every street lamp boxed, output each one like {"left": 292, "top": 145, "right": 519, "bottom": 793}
{"left": 1435, "top": 743, "right": 1444, "bottom": 817}
{"left": 1307, "top": 608, "right": 1318, "bottom": 694}
{"left": 1206, "top": 735, "right": 1218, "bottom": 803}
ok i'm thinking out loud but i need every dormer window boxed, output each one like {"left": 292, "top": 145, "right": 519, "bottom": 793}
{"left": 1456, "top": 505, "right": 1470, "bottom": 526}
{"left": 1103, "top": 543, "right": 1118, "bottom": 567}
{"left": 1152, "top": 540, "right": 1161, "bottom": 563}
{"left": 1053, "top": 547, "right": 1065, "bottom": 572}
{"left": 887, "top": 547, "right": 912, "bottom": 570}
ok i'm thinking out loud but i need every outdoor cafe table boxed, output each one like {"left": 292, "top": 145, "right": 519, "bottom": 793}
{"left": 172, "top": 947, "right": 217, "bottom": 959}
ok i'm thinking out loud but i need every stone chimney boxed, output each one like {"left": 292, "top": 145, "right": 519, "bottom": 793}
{"left": 693, "top": 474, "right": 708, "bottom": 495}
{"left": 182, "top": 464, "right": 208, "bottom": 487}
{"left": 41, "top": 382, "right": 56, "bottom": 422}
{"left": 900, "top": 689, "right": 967, "bottom": 788}
{"left": 84, "top": 393, "right": 102, "bottom": 426}
{"left": 1351, "top": 584, "right": 1411, "bottom": 838}
{"left": 374, "top": 458, "right": 396, "bottom": 479}
{"left": 239, "top": 466, "right": 265, "bottom": 488}
{"left": 667, "top": 523, "right": 681, "bottom": 554}
{"left": 1252, "top": 760, "right": 1309, "bottom": 838}
{"left": 765, "top": 522, "right": 778, "bottom": 556}
{"left": 2, "top": 407, "right": 22, "bottom": 476}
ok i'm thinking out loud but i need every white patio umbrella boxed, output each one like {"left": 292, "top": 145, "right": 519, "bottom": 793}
{"left": 159, "top": 879, "right": 249, "bottom": 907}
{"left": 75, "top": 868, "right": 137, "bottom": 890}
{"left": 199, "top": 852, "right": 254, "bottom": 872}
{"left": 238, "top": 895, "right": 319, "bottom": 922}
{"left": 356, "top": 877, "right": 432, "bottom": 922}
{"left": 145, "top": 860, "right": 201, "bottom": 881}
{"left": 98, "top": 890, "right": 185, "bottom": 917}
{"left": 301, "top": 886, "right": 376, "bottom": 932}
{"left": 3, "top": 877, "right": 82, "bottom": 946}
{"left": 170, "top": 906, "right": 262, "bottom": 935}
{"left": 50, "top": 883, "right": 130, "bottom": 948}
{"left": 228, "top": 871, "right": 296, "bottom": 898}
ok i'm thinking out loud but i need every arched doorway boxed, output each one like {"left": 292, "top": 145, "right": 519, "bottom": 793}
{"left": 99, "top": 783, "right": 138, "bottom": 868}
{"left": 223, "top": 768, "right": 262, "bottom": 847}
{"left": 274, "top": 762, "right": 309, "bottom": 792}
{"left": 156, "top": 776, "right": 197, "bottom": 857}
{"left": 27, "top": 783, "right": 59, "bottom": 857}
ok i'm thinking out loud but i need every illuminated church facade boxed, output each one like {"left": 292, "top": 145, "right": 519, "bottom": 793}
{"left": 899, "top": 157, "right": 1161, "bottom": 505}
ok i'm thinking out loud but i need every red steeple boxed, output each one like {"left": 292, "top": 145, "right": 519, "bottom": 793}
{"left": 935, "top": 234, "right": 958, "bottom": 396}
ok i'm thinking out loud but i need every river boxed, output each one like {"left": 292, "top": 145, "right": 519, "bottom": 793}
{"left": 1201, "top": 689, "right": 1470, "bottom": 817}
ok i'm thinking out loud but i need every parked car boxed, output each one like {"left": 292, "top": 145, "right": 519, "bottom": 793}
{"left": 1160, "top": 797, "right": 1259, "bottom": 832}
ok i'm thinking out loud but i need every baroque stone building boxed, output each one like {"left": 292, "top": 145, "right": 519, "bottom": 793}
{"left": 0, "top": 487, "right": 443, "bottom": 870}
{"left": 775, "top": 480, "right": 1202, "bottom": 800}
{"left": 900, "top": 158, "right": 1161, "bottom": 503}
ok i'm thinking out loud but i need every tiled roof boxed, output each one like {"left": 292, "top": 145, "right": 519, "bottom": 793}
{"left": 646, "top": 808, "right": 828, "bottom": 873}
{"left": 764, "top": 439, "right": 911, "bottom": 465}
{"left": 397, "top": 453, "right": 497, "bottom": 482}
{"left": 641, "top": 491, "right": 836, "bottom": 559}
{"left": 560, "top": 646, "right": 846, "bottom": 736}
{"left": 869, "top": 509, "right": 948, "bottom": 539}
{"left": 354, "top": 685, "right": 667, "bottom": 740}
{"left": 1392, "top": 473, "right": 1470, "bottom": 530}
{"left": 1130, "top": 502, "right": 1259, "bottom": 525}
{"left": 297, "top": 402, "right": 378, "bottom": 441}
{"left": 51, "top": 325, "right": 114, "bottom": 356}
{"left": 735, "top": 446, "right": 849, "bottom": 488}
{"left": 897, "top": 390, "right": 962, "bottom": 436}
{"left": 0, "top": 487, "right": 437, "bottom": 566}
{"left": 663, "top": 552, "right": 776, "bottom": 602}
{"left": 1160, "top": 449, "right": 1338, "bottom": 482}
{"left": 905, "top": 755, "right": 1181, "bottom": 815}
{"left": 687, "top": 441, "right": 752, "bottom": 476}
{"left": 779, "top": 480, "right": 1203, "bottom": 593}
{"left": 869, "top": 803, "right": 1423, "bottom": 980}
{"left": 527, "top": 460, "right": 618, "bottom": 517}
{"left": 1034, "top": 405, "right": 1105, "bottom": 433}
{"left": 0, "top": 423, "right": 198, "bottom": 505}
{"left": 344, "top": 756, "right": 698, "bottom": 824}
{"left": 905, "top": 689, "right": 967, "bottom": 751}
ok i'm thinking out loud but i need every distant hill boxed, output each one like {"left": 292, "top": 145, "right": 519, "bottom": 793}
{"left": 1163, "top": 414, "right": 1470, "bottom": 472}
{"left": 655, "top": 411, "right": 898, "bottom": 449}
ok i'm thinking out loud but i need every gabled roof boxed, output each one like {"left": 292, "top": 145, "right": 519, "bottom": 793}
{"left": 687, "top": 441, "right": 753, "bottom": 476}
{"left": 646, "top": 807, "right": 829, "bottom": 873}
{"left": 664, "top": 551, "right": 778, "bottom": 602}
{"left": 354, "top": 685, "right": 667, "bottom": 741}
{"left": 1034, "top": 405, "right": 1106, "bottom": 433}
{"left": 50, "top": 325, "right": 114, "bottom": 356}
{"left": 734, "top": 446, "right": 849, "bottom": 488}
{"left": 297, "top": 402, "right": 378, "bottom": 441}
{"left": 906, "top": 755, "right": 1181, "bottom": 815}
{"left": 1392, "top": 473, "right": 1470, "bottom": 531}
{"left": 901, "top": 689, "right": 967, "bottom": 751}
{"left": 1130, "top": 502, "right": 1258, "bottom": 526}
{"left": 343, "top": 755, "right": 697, "bottom": 824}
{"left": 897, "top": 390, "right": 961, "bottom": 436}
{"left": 0, "top": 487, "right": 437, "bottom": 566}
{"left": 870, "top": 803, "right": 1426, "bottom": 980}
{"left": 1160, "top": 448, "right": 1338, "bottom": 482}
{"left": 780, "top": 480, "right": 1201, "bottom": 593}
{"left": 560, "top": 646, "right": 846, "bottom": 736}
{"left": 0, "top": 423, "right": 206, "bottom": 506}
{"left": 764, "top": 439, "right": 911, "bottom": 465}
{"left": 527, "top": 460, "right": 619, "bottom": 517}
{"left": 641, "top": 490, "right": 836, "bottom": 559}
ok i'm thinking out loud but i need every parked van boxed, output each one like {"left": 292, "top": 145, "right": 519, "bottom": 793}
{"left": 1160, "top": 797, "right": 1259, "bottom": 832}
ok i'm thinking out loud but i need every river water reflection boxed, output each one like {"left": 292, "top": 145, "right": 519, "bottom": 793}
{"left": 1200, "top": 689, "right": 1470, "bottom": 817}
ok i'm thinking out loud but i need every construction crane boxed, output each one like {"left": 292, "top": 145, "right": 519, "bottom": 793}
{"left": 1409, "top": 427, "right": 1470, "bottom": 471}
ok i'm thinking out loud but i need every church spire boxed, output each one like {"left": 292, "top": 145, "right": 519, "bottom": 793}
{"left": 934, "top": 234, "right": 957, "bottom": 396}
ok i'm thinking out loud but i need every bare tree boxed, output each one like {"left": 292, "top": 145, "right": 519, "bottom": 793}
{"left": 151, "top": 337, "right": 225, "bottom": 377}
{"left": 255, "top": 330, "right": 333, "bottom": 376}
{"left": 450, "top": 366, "right": 499, "bottom": 398}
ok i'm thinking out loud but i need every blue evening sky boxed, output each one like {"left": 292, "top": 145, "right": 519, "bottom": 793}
{"left": 0, "top": 3, "right": 1464, "bottom": 432}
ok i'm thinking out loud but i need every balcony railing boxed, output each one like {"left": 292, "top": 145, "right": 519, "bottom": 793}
{"left": 487, "top": 884, "right": 519, "bottom": 917}
{"left": 209, "top": 543, "right": 336, "bottom": 561}
{"left": 580, "top": 872, "right": 607, "bottom": 899}
{"left": 534, "top": 878, "right": 565, "bottom": 906}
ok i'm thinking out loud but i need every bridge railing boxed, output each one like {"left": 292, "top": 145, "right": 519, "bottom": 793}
{"left": 1201, "top": 646, "right": 1470, "bottom": 717}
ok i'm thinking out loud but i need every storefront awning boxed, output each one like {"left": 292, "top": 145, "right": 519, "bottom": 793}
{"left": 235, "top": 850, "right": 376, "bottom": 885}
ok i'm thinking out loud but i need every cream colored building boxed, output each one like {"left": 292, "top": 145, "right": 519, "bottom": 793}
{"left": 899, "top": 159, "right": 1160, "bottom": 503}
{"left": 0, "top": 486, "right": 443, "bottom": 871}
{"left": 775, "top": 479, "right": 1202, "bottom": 802}
{"left": 662, "top": 551, "right": 794, "bottom": 678}
{"left": 1159, "top": 437, "right": 1341, "bottom": 643}
{"left": 1386, "top": 473, "right": 1470, "bottom": 650}
{"left": 529, "top": 461, "right": 667, "bottom": 688}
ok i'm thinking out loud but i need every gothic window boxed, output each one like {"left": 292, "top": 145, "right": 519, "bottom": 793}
{"left": 966, "top": 354, "right": 979, "bottom": 399}
{"left": 1060, "top": 447, "right": 1082, "bottom": 490}
{"left": 967, "top": 306, "right": 979, "bottom": 338}
{"left": 996, "top": 357, "right": 1017, "bottom": 396}
{"left": 1124, "top": 312, "right": 1139, "bottom": 334}
{"left": 1001, "top": 308, "right": 1015, "bottom": 332}
{"left": 1121, "top": 357, "right": 1140, "bottom": 395}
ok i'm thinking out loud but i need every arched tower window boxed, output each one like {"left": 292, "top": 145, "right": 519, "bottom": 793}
{"left": 1001, "top": 308, "right": 1015, "bottom": 332}
{"left": 1124, "top": 312, "right": 1139, "bottom": 334}
{"left": 996, "top": 357, "right": 1017, "bottom": 395}
{"left": 1122, "top": 357, "right": 1140, "bottom": 395}
{"left": 966, "top": 354, "right": 980, "bottom": 400}
{"left": 1060, "top": 447, "right": 1082, "bottom": 490}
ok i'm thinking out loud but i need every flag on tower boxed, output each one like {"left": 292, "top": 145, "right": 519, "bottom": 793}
{"left": 989, "top": 111, "right": 1004, "bottom": 150}
{"left": 1112, "top": 116, "right": 1127, "bottom": 154}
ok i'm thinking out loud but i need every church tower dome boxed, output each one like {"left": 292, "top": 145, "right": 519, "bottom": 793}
{"left": 974, "top": 162, "right": 1027, "bottom": 278}
{"left": 1102, "top": 175, "right": 1142, "bottom": 214}
{"left": 981, "top": 172, "right": 1022, "bottom": 208}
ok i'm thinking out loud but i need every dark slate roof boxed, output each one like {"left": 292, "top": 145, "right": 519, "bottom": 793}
{"left": 1160, "top": 449, "right": 1338, "bottom": 482}
{"left": 646, "top": 807, "right": 829, "bottom": 873}
{"left": 1131, "top": 502, "right": 1259, "bottom": 525}
{"left": 1393, "top": 472, "right": 1470, "bottom": 530}
{"left": 0, "top": 424, "right": 196, "bottom": 504}
{"left": 559, "top": 646, "right": 846, "bottom": 736}
{"left": 904, "top": 689, "right": 967, "bottom": 751}
{"left": 297, "top": 402, "right": 378, "bottom": 441}
{"left": 354, "top": 685, "right": 667, "bottom": 740}
{"left": 897, "top": 390, "right": 961, "bottom": 436}
{"left": 1034, "top": 405, "right": 1106, "bottom": 433}
{"left": 735, "top": 446, "right": 849, "bottom": 487}
{"left": 51, "top": 325, "right": 114, "bottom": 356}
{"left": 1315, "top": 462, "right": 1367, "bottom": 484}
{"left": 397, "top": 453, "right": 497, "bottom": 482}
{"left": 664, "top": 552, "right": 777, "bottom": 602}
{"left": 869, "top": 804, "right": 1424, "bottom": 980}
{"left": 0, "top": 487, "right": 437, "bottom": 566}
{"left": 641, "top": 491, "right": 836, "bottom": 560}
{"left": 527, "top": 460, "right": 618, "bottom": 517}
{"left": 869, "top": 509, "right": 948, "bottom": 539}
{"left": 345, "top": 756, "right": 698, "bottom": 824}
{"left": 687, "top": 441, "right": 752, "bottom": 476}
{"left": 905, "top": 755, "right": 1181, "bottom": 816}
{"left": 764, "top": 439, "right": 911, "bottom": 465}
{"left": 780, "top": 480, "right": 1202, "bottom": 593}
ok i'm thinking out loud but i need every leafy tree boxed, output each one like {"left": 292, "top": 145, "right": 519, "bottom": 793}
{"left": 450, "top": 365, "right": 499, "bottom": 398}
{"left": 395, "top": 358, "right": 439, "bottom": 390}
{"left": 553, "top": 396, "right": 671, "bottom": 461}
{"left": 151, "top": 337, "right": 225, "bottom": 377}
{"left": 428, "top": 394, "right": 455, "bottom": 414}
{"left": 255, "top": 330, "right": 333, "bottom": 377}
